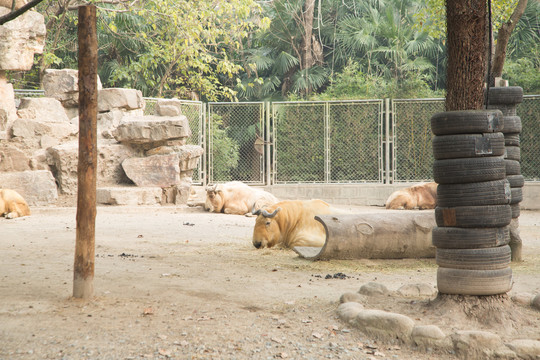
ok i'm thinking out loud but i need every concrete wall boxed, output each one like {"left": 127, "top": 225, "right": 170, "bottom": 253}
{"left": 263, "top": 182, "right": 540, "bottom": 210}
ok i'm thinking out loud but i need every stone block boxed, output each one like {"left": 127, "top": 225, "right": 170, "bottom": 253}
{"left": 122, "top": 154, "right": 181, "bottom": 187}
{"left": 112, "top": 115, "right": 191, "bottom": 144}
{"left": 98, "top": 88, "right": 145, "bottom": 112}
{"left": 0, "top": 170, "right": 57, "bottom": 205}
{"left": 17, "top": 97, "right": 70, "bottom": 123}
{"left": 0, "top": 144, "right": 30, "bottom": 171}
{"left": 0, "top": 72, "right": 17, "bottom": 131}
{"left": 97, "top": 187, "right": 162, "bottom": 206}
{"left": 11, "top": 119, "right": 78, "bottom": 148}
{"left": 155, "top": 99, "right": 183, "bottom": 116}
{"left": 42, "top": 69, "right": 101, "bottom": 108}
{"left": 0, "top": 9, "right": 45, "bottom": 71}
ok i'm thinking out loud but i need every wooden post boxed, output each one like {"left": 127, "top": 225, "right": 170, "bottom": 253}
{"left": 73, "top": 5, "right": 97, "bottom": 299}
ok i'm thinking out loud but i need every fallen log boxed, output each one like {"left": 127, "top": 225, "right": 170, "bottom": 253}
{"left": 294, "top": 212, "right": 436, "bottom": 260}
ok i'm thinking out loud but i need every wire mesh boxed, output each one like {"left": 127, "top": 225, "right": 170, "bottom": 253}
{"left": 207, "top": 102, "right": 265, "bottom": 184}
{"left": 328, "top": 101, "right": 383, "bottom": 183}
{"left": 392, "top": 99, "right": 445, "bottom": 182}
{"left": 272, "top": 102, "right": 326, "bottom": 183}
{"left": 517, "top": 95, "right": 540, "bottom": 181}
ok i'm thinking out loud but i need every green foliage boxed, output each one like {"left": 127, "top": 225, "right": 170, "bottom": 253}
{"left": 207, "top": 116, "right": 240, "bottom": 182}
{"left": 503, "top": 58, "right": 540, "bottom": 93}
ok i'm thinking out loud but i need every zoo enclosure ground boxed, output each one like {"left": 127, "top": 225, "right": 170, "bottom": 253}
{"left": 0, "top": 199, "right": 539, "bottom": 360}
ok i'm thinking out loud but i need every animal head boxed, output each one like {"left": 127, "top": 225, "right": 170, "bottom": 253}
{"left": 204, "top": 184, "right": 225, "bottom": 212}
{"left": 252, "top": 205, "right": 282, "bottom": 248}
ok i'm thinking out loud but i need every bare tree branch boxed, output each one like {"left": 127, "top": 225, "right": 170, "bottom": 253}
{"left": 0, "top": 0, "right": 47, "bottom": 25}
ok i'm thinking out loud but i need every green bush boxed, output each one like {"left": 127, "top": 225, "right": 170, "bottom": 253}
{"left": 208, "top": 115, "right": 240, "bottom": 182}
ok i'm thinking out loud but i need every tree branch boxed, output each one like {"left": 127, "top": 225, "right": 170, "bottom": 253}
{"left": 0, "top": 0, "right": 47, "bottom": 25}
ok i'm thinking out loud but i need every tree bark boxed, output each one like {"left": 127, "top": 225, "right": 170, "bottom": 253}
{"left": 73, "top": 5, "right": 98, "bottom": 299}
{"left": 445, "top": 0, "right": 487, "bottom": 111}
{"left": 491, "top": 0, "right": 528, "bottom": 83}
{"left": 301, "top": 0, "right": 316, "bottom": 70}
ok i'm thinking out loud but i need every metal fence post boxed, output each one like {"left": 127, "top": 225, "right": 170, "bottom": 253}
{"left": 385, "top": 98, "right": 391, "bottom": 184}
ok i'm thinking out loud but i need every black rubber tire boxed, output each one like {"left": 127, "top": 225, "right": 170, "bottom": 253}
{"left": 511, "top": 203, "right": 520, "bottom": 218}
{"left": 505, "top": 159, "right": 521, "bottom": 175}
{"left": 431, "top": 110, "right": 503, "bottom": 135}
{"left": 432, "top": 226, "right": 509, "bottom": 249}
{"left": 507, "top": 175, "right": 524, "bottom": 188}
{"left": 505, "top": 146, "right": 521, "bottom": 161}
{"left": 435, "top": 205, "right": 512, "bottom": 228}
{"left": 436, "top": 245, "right": 511, "bottom": 270}
{"left": 437, "top": 267, "right": 513, "bottom": 295}
{"left": 432, "top": 133, "right": 505, "bottom": 160}
{"left": 487, "top": 86, "right": 524, "bottom": 105}
{"left": 505, "top": 134, "right": 520, "bottom": 146}
{"left": 433, "top": 157, "right": 506, "bottom": 184}
{"left": 487, "top": 104, "right": 516, "bottom": 116}
{"left": 436, "top": 180, "right": 510, "bottom": 207}
{"left": 501, "top": 116, "right": 522, "bottom": 134}
{"left": 510, "top": 187, "right": 523, "bottom": 204}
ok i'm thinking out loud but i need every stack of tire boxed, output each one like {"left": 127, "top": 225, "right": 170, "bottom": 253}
{"left": 431, "top": 109, "right": 513, "bottom": 296}
{"left": 487, "top": 87, "right": 524, "bottom": 223}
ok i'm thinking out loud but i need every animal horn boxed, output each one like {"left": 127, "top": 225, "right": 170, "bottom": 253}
{"left": 206, "top": 184, "right": 216, "bottom": 192}
{"left": 261, "top": 207, "right": 281, "bottom": 218}
{"left": 251, "top": 204, "right": 262, "bottom": 216}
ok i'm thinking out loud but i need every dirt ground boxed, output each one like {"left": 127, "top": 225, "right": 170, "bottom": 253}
{"left": 1, "top": 192, "right": 539, "bottom": 360}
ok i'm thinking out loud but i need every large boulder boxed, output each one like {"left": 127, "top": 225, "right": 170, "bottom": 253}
{"left": 0, "top": 72, "right": 17, "bottom": 133}
{"left": 17, "top": 97, "right": 70, "bottom": 123}
{"left": 47, "top": 140, "right": 141, "bottom": 194}
{"left": 98, "top": 88, "right": 145, "bottom": 112}
{"left": 0, "top": 170, "right": 58, "bottom": 206}
{"left": 112, "top": 115, "right": 191, "bottom": 145}
{"left": 42, "top": 69, "right": 103, "bottom": 108}
{"left": 0, "top": 8, "right": 46, "bottom": 71}
{"left": 121, "top": 154, "right": 181, "bottom": 188}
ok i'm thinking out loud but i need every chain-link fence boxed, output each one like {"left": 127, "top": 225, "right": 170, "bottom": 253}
{"left": 271, "top": 101, "right": 383, "bottom": 184}
{"left": 207, "top": 102, "right": 265, "bottom": 184}
{"left": 517, "top": 96, "right": 540, "bottom": 181}
{"left": 12, "top": 90, "right": 540, "bottom": 184}
{"left": 392, "top": 99, "right": 445, "bottom": 182}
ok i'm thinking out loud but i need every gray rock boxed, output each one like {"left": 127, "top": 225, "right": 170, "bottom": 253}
{"left": 336, "top": 302, "right": 364, "bottom": 322}
{"left": 505, "top": 339, "right": 540, "bottom": 360}
{"left": 339, "top": 292, "right": 366, "bottom": 304}
{"left": 349, "top": 309, "right": 415, "bottom": 343}
{"left": 42, "top": 69, "right": 102, "bottom": 108}
{"left": 0, "top": 9, "right": 45, "bottom": 71}
{"left": 112, "top": 115, "right": 191, "bottom": 144}
{"left": 451, "top": 330, "right": 505, "bottom": 360}
{"left": 358, "top": 282, "right": 390, "bottom": 297}
{"left": 0, "top": 170, "right": 57, "bottom": 205}
{"left": 122, "top": 154, "right": 181, "bottom": 187}
{"left": 0, "top": 144, "right": 30, "bottom": 172}
{"left": 97, "top": 187, "right": 162, "bottom": 206}
{"left": 397, "top": 283, "right": 437, "bottom": 298}
{"left": 17, "top": 97, "right": 70, "bottom": 123}
{"left": 0, "top": 73, "right": 17, "bottom": 131}
{"left": 98, "top": 88, "right": 145, "bottom": 112}
{"left": 532, "top": 293, "right": 540, "bottom": 311}
{"left": 511, "top": 292, "right": 533, "bottom": 306}
{"left": 11, "top": 119, "right": 77, "bottom": 148}
{"left": 411, "top": 325, "right": 451, "bottom": 350}
{"left": 155, "top": 99, "right": 183, "bottom": 116}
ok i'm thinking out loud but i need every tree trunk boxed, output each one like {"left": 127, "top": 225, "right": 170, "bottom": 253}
{"left": 445, "top": 0, "right": 487, "bottom": 111}
{"left": 73, "top": 5, "right": 98, "bottom": 299}
{"left": 301, "top": 0, "right": 316, "bottom": 70}
{"left": 491, "top": 0, "right": 528, "bottom": 84}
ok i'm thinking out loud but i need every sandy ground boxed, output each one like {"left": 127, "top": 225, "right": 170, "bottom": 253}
{"left": 1, "top": 194, "right": 539, "bottom": 360}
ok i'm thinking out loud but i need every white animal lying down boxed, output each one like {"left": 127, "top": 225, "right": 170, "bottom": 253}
{"left": 204, "top": 181, "right": 278, "bottom": 216}
{"left": 0, "top": 189, "right": 31, "bottom": 219}
{"left": 385, "top": 182, "right": 438, "bottom": 210}
{"left": 251, "top": 199, "right": 335, "bottom": 249}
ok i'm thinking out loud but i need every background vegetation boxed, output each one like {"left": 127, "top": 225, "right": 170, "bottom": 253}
{"left": 8, "top": 0, "right": 539, "bottom": 101}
